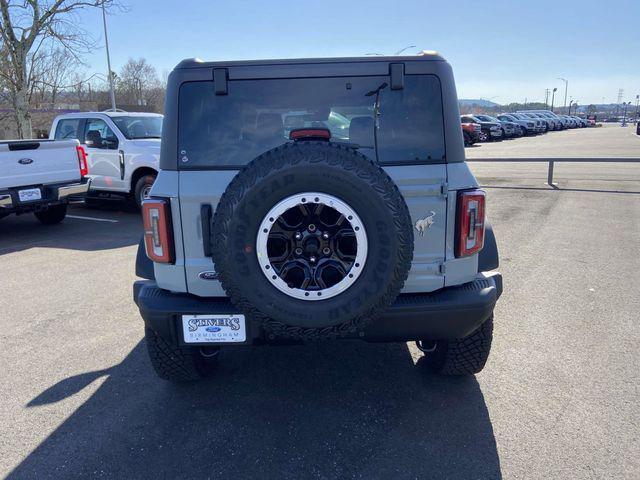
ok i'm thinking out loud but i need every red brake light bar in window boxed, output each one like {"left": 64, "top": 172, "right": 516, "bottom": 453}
{"left": 289, "top": 128, "right": 331, "bottom": 140}
{"left": 456, "top": 189, "right": 486, "bottom": 258}
{"left": 142, "top": 198, "right": 175, "bottom": 264}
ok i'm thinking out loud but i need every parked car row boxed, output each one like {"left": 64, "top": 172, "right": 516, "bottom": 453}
{"left": 515, "top": 110, "right": 592, "bottom": 131}
{"left": 461, "top": 109, "right": 592, "bottom": 146}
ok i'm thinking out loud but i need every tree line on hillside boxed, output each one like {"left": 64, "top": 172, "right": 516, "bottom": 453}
{"left": 459, "top": 101, "right": 606, "bottom": 117}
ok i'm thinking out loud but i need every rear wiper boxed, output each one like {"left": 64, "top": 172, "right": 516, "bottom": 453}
{"left": 365, "top": 82, "right": 388, "bottom": 97}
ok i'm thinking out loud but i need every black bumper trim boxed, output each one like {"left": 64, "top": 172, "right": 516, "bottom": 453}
{"left": 134, "top": 272, "right": 502, "bottom": 345}
{"left": 0, "top": 178, "right": 90, "bottom": 214}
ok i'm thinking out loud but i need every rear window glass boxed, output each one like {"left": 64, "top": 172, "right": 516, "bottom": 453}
{"left": 111, "top": 116, "right": 163, "bottom": 139}
{"left": 54, "top": 119, "right": 82, "bottom": 140}
{"left": 178, "top": 75, "right": 444, "bottom": 168}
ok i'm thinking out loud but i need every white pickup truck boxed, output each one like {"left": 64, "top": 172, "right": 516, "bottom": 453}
{"left": 0, "top": 139, "right": 90, "bottom": 224}
{"left": 50, "top": 111, "right": 162, "bottom": 207}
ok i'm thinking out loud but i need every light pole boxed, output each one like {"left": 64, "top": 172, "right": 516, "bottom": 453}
{"left": 635, "top": 95, "right": 639, "bottom": 124}
{"left": 568, "top": 99, "right": 574, "bottom": 116}
{"left": 621, "top": 102, "right": 629, "bottom": 126}
{"left": 102, "top": 3, "right": 116, "bottom": 111}
{"left": 550, "top": 87, "right": 558, "bottom": 112}
{"left": 557, "top": 77, "right": 568, "bottom": 108}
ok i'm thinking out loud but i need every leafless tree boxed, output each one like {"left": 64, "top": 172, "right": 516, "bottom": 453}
{"left": 0, "top": 0, "right": 115, "bottom": 138}
{"left": 29, "top": 47, "right": 81, "bottom": 108}
{"left": 117, "top": 57, "right": 161, "bottom": 107}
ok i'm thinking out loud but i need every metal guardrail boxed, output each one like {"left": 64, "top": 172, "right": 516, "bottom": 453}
{"left": 466, "top": 157, "right": 640, "bottom": 185}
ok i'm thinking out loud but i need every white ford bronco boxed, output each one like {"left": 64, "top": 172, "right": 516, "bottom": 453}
{"left": 133, "top": 53, "right": 502, "bottom": 382}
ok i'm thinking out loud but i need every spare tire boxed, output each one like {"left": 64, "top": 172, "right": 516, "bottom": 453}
{"left": 211, "top": 142, "right": 413, "bottom": 339}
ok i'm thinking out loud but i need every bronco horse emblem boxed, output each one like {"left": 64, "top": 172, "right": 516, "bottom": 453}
{"left": 415, "top": 211, "right": 436, "bottom": 236}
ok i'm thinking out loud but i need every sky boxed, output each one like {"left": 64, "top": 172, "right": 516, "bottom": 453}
{"left": 75, "top": 0, "right": 640, "bottom": 106}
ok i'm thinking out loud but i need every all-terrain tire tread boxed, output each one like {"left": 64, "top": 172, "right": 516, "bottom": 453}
{"left": 433, "top": 316, "right": 493, "bottom": 375}
{"left": 144, "top": 327, "right": 214, "bottom": 382}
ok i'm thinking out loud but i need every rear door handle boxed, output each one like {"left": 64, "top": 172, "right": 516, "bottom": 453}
{"left": 119, "top": 150, "right": 125, "bottom": 180}
{"left": 201, "top": 204, "right": 213, "bottom": 257}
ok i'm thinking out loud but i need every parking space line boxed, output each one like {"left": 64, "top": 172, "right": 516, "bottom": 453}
{"left": 67, "top": 215, "right": 119, "bottom": 223}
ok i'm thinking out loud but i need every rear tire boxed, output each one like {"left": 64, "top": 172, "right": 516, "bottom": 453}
{"left": 144, "top": 327, "right": 219, "bottom": 382}
{"left": 419, "top": 315, "right": 493, "bottom": 375}
{"left": 134, "top": 174, "right": 156, "bottom": 209}
{"left": 34, "top": 204, "right": 67, "bottom": 225}
{"left": 463, "top": 131, "right": 472, "bottom": 146}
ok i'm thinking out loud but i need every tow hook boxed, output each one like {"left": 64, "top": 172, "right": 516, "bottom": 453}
{"left": 199, "top": 346, "right": 220, "bottom": 358}
{"left": 415, "top": 340, "right": 437, "bottom": 353}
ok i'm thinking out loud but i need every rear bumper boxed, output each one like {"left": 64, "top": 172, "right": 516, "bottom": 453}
{"left": 463, "top": 130, "right": 480, "bottom": 142}
{"left": 57, "top": 181, "right": 90, "bottom": 200}
{"left": 134, "top": 272, "right": 502, "bottom": 346}
{"left": 0, "top": 178, "right": 90, "bottom": 214}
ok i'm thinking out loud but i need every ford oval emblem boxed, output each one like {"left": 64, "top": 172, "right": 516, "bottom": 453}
{"left": 206, "top": 326, "right": 221, "bottom": 332}
{"left": 198, "top": 271, "right": 219, "bottom": 281}
{"left": 18, "top": 158, "right": 33, "bottom": 165}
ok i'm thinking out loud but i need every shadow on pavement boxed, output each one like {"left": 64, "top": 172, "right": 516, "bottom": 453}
{"left": 27, "top": 367, "right": 115, "bottom": 407}
{"left": 0, "top": 201, "right": 140, "bottom": 255}
{"left": 11, "top": 341, "right": 501, "bottom": 479}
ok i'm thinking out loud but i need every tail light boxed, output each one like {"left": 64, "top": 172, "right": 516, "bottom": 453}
{"left": 76, "top": 146, "right": 88, "bottom": 177}
{"left": 289, "top": 128, "right": 331, "bottom": 141}
{"left": 142, "top": 198, "right": 175, "bottom": 263}
{"left": 456, "top": 189, "right": 486, "bottom": 258}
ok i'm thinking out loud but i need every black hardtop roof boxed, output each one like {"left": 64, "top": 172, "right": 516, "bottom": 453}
{"left": 174, "top": 52, "right": 445, "bottom": 70}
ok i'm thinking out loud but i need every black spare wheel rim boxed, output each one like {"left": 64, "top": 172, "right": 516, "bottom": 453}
{"left": 211, "top": 142, "right": 414, "bottom": 339}
{"left": 256, "top": 192, "right": 367, "bottom": 301}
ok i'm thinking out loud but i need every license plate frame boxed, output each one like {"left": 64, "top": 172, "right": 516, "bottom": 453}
{"left": 18, "top": 188, "right": 42, "bottom": 202}
{"left": 181, "top": 314, "right": 247, "bottom": 344}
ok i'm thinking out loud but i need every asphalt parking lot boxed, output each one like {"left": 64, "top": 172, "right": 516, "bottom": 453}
{"left": 1, "top": 125, "right": 639, "bottom": 479}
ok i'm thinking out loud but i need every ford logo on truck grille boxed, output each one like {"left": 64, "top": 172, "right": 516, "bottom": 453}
{"left": 18, "top": 158, "right": 33, "bottom": 165}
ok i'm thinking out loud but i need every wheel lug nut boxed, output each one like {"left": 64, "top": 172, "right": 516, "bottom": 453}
{"left": 322, "top": 247, "right": 331, "bottom": 255}
{"left": 295, "top": 248, "right": 303, "bottom": 255}
{"left": 308, "top": 224, "right": 316, "bottom": 232}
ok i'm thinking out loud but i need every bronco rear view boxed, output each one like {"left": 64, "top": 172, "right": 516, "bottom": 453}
{"left": 133, "top": 52, "right": 502, "bottom": 382}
